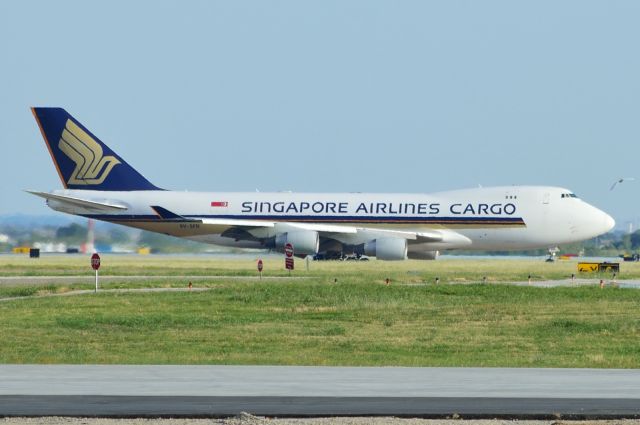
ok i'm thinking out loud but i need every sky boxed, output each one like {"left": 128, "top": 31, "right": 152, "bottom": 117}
{"left": 1, "top": 1, "right": 639, "bottom": 229}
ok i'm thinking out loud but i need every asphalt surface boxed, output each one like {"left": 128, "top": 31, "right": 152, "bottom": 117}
{"left": 2, "top": 396, "right": 640, "bottom": 418}
{"left": 1, "top": 366, "right": 639, "bottom": 418}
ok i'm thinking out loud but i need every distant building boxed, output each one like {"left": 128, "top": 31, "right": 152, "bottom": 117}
{"left": 33, "top": 242, "right": 67, "bottom": 253}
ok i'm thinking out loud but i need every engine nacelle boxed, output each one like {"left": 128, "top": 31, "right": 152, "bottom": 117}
{"left": 275, "top": 230, "right": 319, "bottom": 255}
{"left": 407, "top": 250, "right": 439, "bottom": 260}
{"left": 364, "top": 237, "right": 407, "bottom": 261}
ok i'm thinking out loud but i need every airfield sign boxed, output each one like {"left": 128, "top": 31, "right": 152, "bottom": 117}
{"left": 284, "top": 243, "right": 294, "bottom": 271}
{"left": 285, "top": 257, "right": 294, "bottom": 271}
{"left": 90, "top": 253, "right": 101, "bottom": 293}
{"left": 284, "top": 243, "right": 294, "bottom": 258}
{"left": 91, "top": 253, "right": 101, "bottom": 270}
{"left": 257, "top": 259, "right": 264, "bottom": 279}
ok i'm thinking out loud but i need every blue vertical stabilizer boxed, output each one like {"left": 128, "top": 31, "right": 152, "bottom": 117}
{"left": 32, "top": 107, "right": 161, "bottom": 191}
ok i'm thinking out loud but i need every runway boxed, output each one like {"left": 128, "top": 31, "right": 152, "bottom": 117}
{"left": 1, "top": 365, "right": 639, "bottom": 418}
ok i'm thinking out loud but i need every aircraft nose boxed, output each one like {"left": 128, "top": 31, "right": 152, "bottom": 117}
{"left": 577, "top": 205, "right": 615, "bottom": 239}
{"left": 603, "top": 212, "right": 615, "bottom": 233}
{"left": 591, "top": 207, "right": 615, "bottom": 235}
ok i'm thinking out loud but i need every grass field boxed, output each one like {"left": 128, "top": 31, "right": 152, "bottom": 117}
{"left": 3, "top": 253, "right": 640, "bottom": 280}
{"left": 0, "top": 254, "right": 639, "bottom": 367}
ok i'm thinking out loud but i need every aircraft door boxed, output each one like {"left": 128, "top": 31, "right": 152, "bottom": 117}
{"left": 543, "top": 192, "right": 550, "bottom": 204}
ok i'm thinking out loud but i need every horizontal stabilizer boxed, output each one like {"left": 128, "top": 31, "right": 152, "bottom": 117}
{"left": 26, "top": 190, "right": 128, "bottom": 211}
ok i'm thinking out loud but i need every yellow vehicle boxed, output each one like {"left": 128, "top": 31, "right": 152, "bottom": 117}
{"left": 578, "top": 262, "right": 620, "bottom": 273}
{"left": 578, "top": 262, "right": 599, "bottom": 272}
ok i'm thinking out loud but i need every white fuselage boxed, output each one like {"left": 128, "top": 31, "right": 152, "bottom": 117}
{"left": 44, "top": 185, "right": 614, "bottom": 253}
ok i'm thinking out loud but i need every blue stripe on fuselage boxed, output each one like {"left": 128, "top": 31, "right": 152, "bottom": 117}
{"left": 80, "top": 214, "right": 526, "bottom": 225}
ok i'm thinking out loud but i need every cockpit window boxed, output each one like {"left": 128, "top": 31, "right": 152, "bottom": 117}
{"left": 561, "top": 193, "right": 578, "bottom": 199}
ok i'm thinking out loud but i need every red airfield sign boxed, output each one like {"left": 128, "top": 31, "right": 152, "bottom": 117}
{"left": 285, "top": 257, "right": 294, "bottom": 270}
{"left": 91, "top": 253, "right": 101, "bottom": 271}
{"left": 284, "top": 243, "right": 294, "bottom": 258}
{"left": 284, "top": 243, "right": 294, "bottom": 270}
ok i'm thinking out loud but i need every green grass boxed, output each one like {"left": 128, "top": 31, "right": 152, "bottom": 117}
{"left": 0, "top": 255, "right": 639, "bottom": 366}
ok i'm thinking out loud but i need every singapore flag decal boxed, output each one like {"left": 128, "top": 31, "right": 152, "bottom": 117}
{"left": 210, "top": 201, "right": 228, "bottom": 207}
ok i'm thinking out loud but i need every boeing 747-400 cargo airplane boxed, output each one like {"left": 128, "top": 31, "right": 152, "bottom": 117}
{"left": 28, "top": 108, "right": 615, "bottom": 260}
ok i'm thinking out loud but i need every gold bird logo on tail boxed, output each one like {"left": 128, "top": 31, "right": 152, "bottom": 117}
{"left": 58, "top": 119, "right": 121, "bottom": 185}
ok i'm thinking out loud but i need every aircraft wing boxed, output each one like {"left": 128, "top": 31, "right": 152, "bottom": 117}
{"left": 320, "top": 227, "right": 471, "bottom": 245}
{"left": 26, "top": 190, "right": 128, "bottom": 212}
{"left": 191, "top": 213, "right": 469, "bottom": 247}
{"left": 151, "top": 206, "right": 471, "bottom": 249}
{"left": 201, "top": 218, "right": 276, "bottom": 228}
{"left": 199, "top": 218, "right": 426, "bottom": 240}
{"left": 25, "top": 193, "right": 469, "bottom": 249}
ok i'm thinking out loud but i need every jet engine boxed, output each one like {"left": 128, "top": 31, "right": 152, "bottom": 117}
{"left": 275, "top": 230, "right": 319, "bottom": 255}
{"left": 407, "top": 250, "right": 439, "bottom": 260}
{"left": 364, "top": 237, "right": 407, "bottom": 261}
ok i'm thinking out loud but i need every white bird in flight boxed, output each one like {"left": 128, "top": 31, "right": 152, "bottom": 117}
{"left": 610, "top": 177, "right": 635, "bottom": 191}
